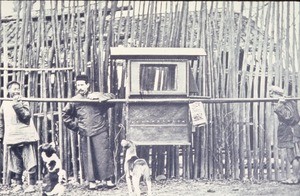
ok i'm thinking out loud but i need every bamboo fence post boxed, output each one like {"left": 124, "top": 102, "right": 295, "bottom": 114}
{"left": 256, "top": 2, "right": 266, "bottom": 180}
{"left": 297, "top": 2, "right": 300, "bottom": 115}
{"left": 83, "top": 1, "right": 91, "bottom": 74}
{"left": 76, "top": 1, "right": 82, "bottom": 74}
{"left": 130, "top": 1, "right": 136, "bottom": 47}
{"left": 277, "top": 2, "right": 284, "bottom": 87}
{"left": 76, "top": 0, "right": 84, "bottom": 184}
{"left": 59, "top": 0, "right": 69, "bottom": 178}
{"left": 217, "top": 2, "right": 225, "bottom": 179}
{"left": 160, "top": 1, "right": 168, "bottom": 47}
{"left": 173, "top": 2, "right": 182, "bottom": 47}
{"left": 169, "top": 1, "right": 177, "bottom": 47}
{"left": 284, "top": 2, "right": 292, "bottom": 179}
{"left": 284, "top": 3, "right": 290, "bottom": 94}
{"left": 250, "top": 2, "right": 261, "bottom": 180}
{"left": 290, "top": 3, "right": 297, "bottom": 96}
{"left": 195, "top": 2, "right": 203, "bottom": 49}
{"left": 234, "top": 2, "right": 245, "bottom": 180}
{"left": 68, "top": 0, "right": 79, "bottom": 183}
{"left": 206, "top": 2, "right": 213, "bottom": 179}
{"left": 180, "top": 1, "right": 188, "bottom": 48}
{"left": 198, "top": 1, "right": 207, "bottom": 179}
{"left": 229, "top": 2, "right": 239, "bottom": 180}
{"left": 98, "top": 1, "right": 108, "bottom": 93}
{"left": 189, "top": 2, "right": 197, "bottom": 48}
{"left": 151, "top": 145, "right": 157, "bottom": 178}
{"left": 90, "top": 2, "right": 97, "bottom": 92}
{"left": 222, "top": 2, "right": 232, "bottom": 178}
{"left": 124, "top": 1, "right": 131, "bottom": 47}
{"left": 138, "top": 1, "right": 145, "bottom": 47}
{"left": 240, "top": 2, "right": 253, "bottom": 180}
{"left": 2, "top": 23, "right": 9, "bottom": 185}
{"left": 32, "top": 0, "right": 41, "bottom": 182}
{"left": 192, "top": 1, "right": 202, "bottom": 179}
{"left": 145, "top": 1, "right": 152, "bottom": 47}
{"left": 268, "top": 2, "right": 279, "bottom": 181}
{"left": 115, "top": 0, "right": 124, "bottom": 46}
{"left": 12, "top": 1, "right": 21, "bottom": 81}
{"left": 210, "top": 1, "right": 221, "bottom": 180}
{"left": 262, "top": 3, "right": 272, "bottom": 180}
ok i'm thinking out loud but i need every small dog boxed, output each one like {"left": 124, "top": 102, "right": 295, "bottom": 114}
{"left": 39, "top": 142, "right": 66, "bottom": 196}
{"left": 121, "top": 139, "right": 152, "bottom": 196}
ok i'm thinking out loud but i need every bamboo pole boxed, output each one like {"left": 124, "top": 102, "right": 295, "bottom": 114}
{"left": 251, "top": 2, "right": 261, "bottom": 180}
{"left": 83, "top": 1, "right": 91, "bottom": 71}
{"left": 297, "top": 1, "right": 300, "bottom": 121}
{"left": 269, "top": 2, "right": 279, "bottom": 180}
{"left": 116, "top": 0, "right": 124, "bottom": 46}
{"left": 284, "top": 2, "right": 292, "bottom": 180}
{"left": 130, "top": 1, "right": 136, "bottom": 47}
{"left": 145, "top": 1, "right": 152, "bottom": 47}
{"left": 234, "top": 2, "right": 245, "bottom": 180}
{"left": 138, "top": 1, "right": 145, "bottom": 47}
{"left": 124, "top": 1, "right": 131, "bottom": 47}
{"left": 160, "top": 1, "right": 168, "bottom": 47}
{"left": 2, "top": 22, "right": 10, "bottom": 186}
{"left": 210, "top": 1, "right": 220, "bottom": 179}
{"left": 261, "top": 2, "right": 274, "bottom": 180}
{"left": 206, "top": 2, "right": 214, "bottom": 179}
{"left": 1, "top": 97, "right": 300, "bottom": 104}
{"left": 240, "top": 1, "right": 253, "bottom": 180}
{"left": 12, "top": 1, "right": 21, "bottom": 81}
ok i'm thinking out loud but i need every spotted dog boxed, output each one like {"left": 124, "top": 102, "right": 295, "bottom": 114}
{"left": 121, "top": 139, "right": 152, "bottom": 196}
{"left": 39, "top": 142, "right": 66, "bottom": 196}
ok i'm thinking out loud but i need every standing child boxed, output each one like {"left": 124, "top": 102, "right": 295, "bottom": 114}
{"left": 0, "top": 81, "right": 39, "bottom": 193}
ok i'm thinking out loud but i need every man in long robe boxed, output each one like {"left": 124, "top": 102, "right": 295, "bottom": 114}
{"left": 62, "top": 74, "right": 115, "bottom": 190}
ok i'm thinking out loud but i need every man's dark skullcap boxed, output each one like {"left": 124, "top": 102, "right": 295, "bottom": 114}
{"left": 76, "top": 74, "right": 89, "bottom": 83}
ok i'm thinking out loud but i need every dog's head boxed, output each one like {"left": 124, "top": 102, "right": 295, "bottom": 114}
{"left": 39, "top": 142, "right": 57, "bottom": 157}
{"left": 39, "top": 142, "right": 61, "bottom": 172}
{"left": 121, "top": 139, "right": 137, "bottom": 156}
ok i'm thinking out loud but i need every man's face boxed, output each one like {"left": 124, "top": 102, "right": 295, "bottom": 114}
{"left": 75, "top": 80, "right": 90, "bottom": 95}
{"left": 8, "top": 83, "right": 21, "bottom": 98}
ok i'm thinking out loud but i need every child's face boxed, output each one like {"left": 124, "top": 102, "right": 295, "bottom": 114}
{"left": 8, "top": 83, "right": 21, "bottom": 98}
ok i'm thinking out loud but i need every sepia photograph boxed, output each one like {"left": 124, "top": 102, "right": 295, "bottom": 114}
{"left": 0, "top": 1, "right": 299, "bottom": 195}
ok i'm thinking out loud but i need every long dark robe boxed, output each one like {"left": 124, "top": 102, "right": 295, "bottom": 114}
{"left": 62, "top": 92, "right": 115, "bottom": 181}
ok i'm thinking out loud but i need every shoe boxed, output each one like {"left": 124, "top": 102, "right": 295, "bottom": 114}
{"left": 88, "top": 182, "right": 97, "bottom": 190}
{"left": 11, "top": 185, "right": 23, "bottom": 193}
{"left": 97, "top": 180, "right": 106, "bottom": 189}
{"left": 106, "top": 180, "right": 116, "bottom": 189}
{"left": 281, "top": 177, "right": 300, "bottom": 185}
{"left": 24, "top": 185, "right": 35, "bottom": 193}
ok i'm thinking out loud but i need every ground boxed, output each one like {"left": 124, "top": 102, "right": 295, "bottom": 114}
{"left": 0, "top": 178, "right": 300, "bottom": 196}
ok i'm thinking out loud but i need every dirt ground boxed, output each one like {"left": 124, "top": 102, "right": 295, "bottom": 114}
{"left": 1, "top": 178, "right": 300, "bottom": 196}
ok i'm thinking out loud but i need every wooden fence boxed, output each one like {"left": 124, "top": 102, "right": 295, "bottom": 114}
{"left": 0, "top": 1, "right": 299, "bottom": 184}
